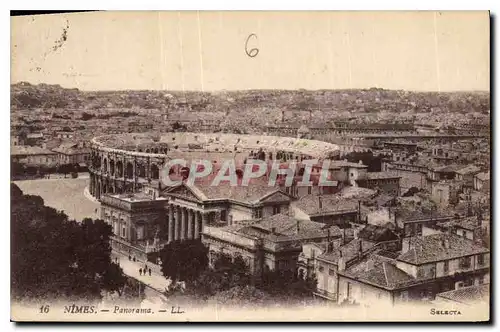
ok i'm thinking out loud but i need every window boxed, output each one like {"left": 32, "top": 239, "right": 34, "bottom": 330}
{"left": 255, "top": 208, "right": 263, "bottom": 219}
{"left": 318, "top": 266, "right": 324, "bottom": 273}
{"left": 272, "top": 205, "right": 281, "bottom": 215}
{"left": 443, "top": 260, "right": 449, "bottom": 274}
{"left": 307, "top": 187, "right": 312, "bottom": 195}
{"left": 459, "top": 257, "right": 472, "bottom": 269}
{"left": 478, "top": 254, "right": 485, "bottom": 266}
{"left": 328, "top": 268, "right": 336, "bottom": 276}
{"left": 220, "top": 210, "right": 227, "bottom": 221}
{"left": 122, "top": 227, "right": 126, "bottom": 238}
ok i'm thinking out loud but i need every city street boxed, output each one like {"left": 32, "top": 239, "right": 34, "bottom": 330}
{"left": 111, "top": 252, "right": 171, "bottom": 294}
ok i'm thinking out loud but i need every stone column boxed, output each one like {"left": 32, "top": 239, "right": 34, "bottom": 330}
{"left": 194, "top": 211, "right": 201, "bottom": 239}
{"left": 175, "top": 206, "right": 181, "bottom": 240}
{"left": 201, "top": 213, "right": 208, "bottom": 236}
{"left": 180, "top": 208, "right": 186, "bottom": 240}
{"left": 168, "top": 205, "right": 174, "bottom": 243}
{"left": 187, "top": 209, "right": 194, "bottom": 239}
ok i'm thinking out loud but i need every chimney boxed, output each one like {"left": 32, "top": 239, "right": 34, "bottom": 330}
{"left": 319, "top": 196, "right": 323, "bottom": 210}
{"left": 365, "top": 259, "right": 374, "bottom": 272}
{"left": 353, "top": 228, "right": 359, "bottom": 240}
{"left": 342, "top": 228, "right": 346, "bottom": 245}
{"left": 271, "top": 227, "right": 276, "bottom": 234}
{"left": 402, "top": 237, "right": 412, "bottom": 253}
{"left": 358, "top": 200, "right": 361, "bottom": 223}
{"left": 296, "top": 220, "right": 300, "bottom": 234}
{"left": 338, "top": 250, "right": 346, "bottom": 271}
{"left": 443, "top": 238, "right": 450, "bottom": 249}
{"left": 327, "top": 228, "right": 331, "bottom": 243}
{"left": 358, "top": 240, "right": 363, "bottom": 259}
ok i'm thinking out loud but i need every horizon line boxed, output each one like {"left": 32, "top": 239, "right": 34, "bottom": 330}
{"left": 10, "top": 81, "right": 490, "bottom": 94}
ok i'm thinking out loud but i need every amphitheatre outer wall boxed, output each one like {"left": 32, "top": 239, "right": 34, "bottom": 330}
{"left": 88, "top": 132, "right": 346, "bottom": 199}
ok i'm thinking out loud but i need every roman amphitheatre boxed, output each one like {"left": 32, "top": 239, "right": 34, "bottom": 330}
{"left": 88, "top": 132, "right": 369, "bottom": 200}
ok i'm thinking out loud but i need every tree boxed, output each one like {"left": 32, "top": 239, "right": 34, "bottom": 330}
{"left": 159, "top": 239, "right": 208, "bottom": 283}
{"left": 11, "top": 185, "right": 126, "bottom": 303}
{"left": 402, "top": 187, "right": 420, "bottom": 197}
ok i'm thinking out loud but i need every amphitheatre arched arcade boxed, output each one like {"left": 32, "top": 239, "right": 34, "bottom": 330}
{"left": 89, "top": 132, "right": 356, "bottom": 199}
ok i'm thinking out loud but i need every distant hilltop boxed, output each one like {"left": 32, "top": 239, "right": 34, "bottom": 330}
{"left": 10, "top": 82, "right": 490, "bottom": 115}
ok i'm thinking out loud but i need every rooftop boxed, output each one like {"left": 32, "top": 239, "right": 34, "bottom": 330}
{"left": 361, "top": 171, "right": 401, "bottom": 180}
{"left": 340, "top": 254, "right": 415, "bottom": 290}
{"left": 475, "top": 171, "right": 490, "bottom": 181}
{"left": 436, "top": 285, "right": 489, "bottom": 305}
{"left": 455, "top": 165, "right": 481, "bottom": 175}
{"left": 317, "top": 238, "right": 375, "bottom": 265}
{"left": 294, "top": 194, "right": 359, "bottom": 216}
{"left": 108, "top": 192, "right": 167, "bottom": 203}
{"left": 11, "top": 145, "right": 56, "bottom": 156}
{"left": 397, "top": 233, "right": 489, "bottom": 265}
{"left": 226, "top": 214, "right": 338, "bottom": 242}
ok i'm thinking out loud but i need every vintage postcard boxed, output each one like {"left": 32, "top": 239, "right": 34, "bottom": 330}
{"left": 10, "top": 11, "right": 490, "bottom": 322}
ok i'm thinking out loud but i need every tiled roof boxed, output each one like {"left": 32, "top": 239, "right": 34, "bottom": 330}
{"left": 11, "top": 145, "right": 56, "bottom": 156}
{"left": 191, "top": 177, "right": 284, "bottom": 204}
{"left": 235, "top": 214, "right": 339, "bottom": 242}
{"left": 325, "top": 160, "right": 368, "bottom": 169}
{"left": 436, "top": 285, "right": 489, "bottom": 305}
{"left": 317, "top": 238, "right": 375, "bottom": 265}
{"left": 294, "top": 194, "right": 359, "bottom": 216}
{"left": 452, "top": 216, "right": 482, "bottom": 231}
{"left": 433, "top": 165, "right": 462, "bottom": 173}
{"left": 455, "top": 165, "right": 481, "bottom": 175}
{"left": 340, "top": 255, "right": 415, "bottom": 290}
{"left": 399, "top": 209, "right": 451, "bottom": 223}
{"left": 397, "top": 233, "right": 489, "bottom": 265}
{"left": 338, "top": 186, "right": 377, "bottom": 199}
{"left": 475, "top": 171, "right": 490, "bottom": 181}
{"left": 361, "top": 171, "right": 401, "bottom": 180}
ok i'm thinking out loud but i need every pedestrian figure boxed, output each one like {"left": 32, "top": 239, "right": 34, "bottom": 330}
{"left": 139, "top": 268, "right": 142, "bottom": 276}
{"left": 128, "top": 255, "right": 131, "bottom": 261}
{"left": 144, "top": 264, "right": 148, "bottom": 271}
{"left": 148, "top": 268, "right": 151, "bottom": 276}
{"left": 133, "top": 257, "right": 136, "bottom": 262}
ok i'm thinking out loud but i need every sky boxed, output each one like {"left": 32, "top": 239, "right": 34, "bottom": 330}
{"left": 11, "top": 11, "right": 490, "bottom": 92}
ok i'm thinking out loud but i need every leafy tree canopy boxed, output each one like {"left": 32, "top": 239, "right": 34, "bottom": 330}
{"left": 11, "top": 184, "right": 126, "bottom": 303}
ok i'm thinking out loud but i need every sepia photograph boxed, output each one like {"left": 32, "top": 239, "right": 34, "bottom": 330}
{"left": 9, "top": 10, "right": 490, "bottom": 322}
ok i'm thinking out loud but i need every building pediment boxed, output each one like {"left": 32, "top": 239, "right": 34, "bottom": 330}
{"left": 258, "top": 191, "right": 293, "bottom": 205}
{"left": 163, "top": 184, "right": 205, "bottom": 202}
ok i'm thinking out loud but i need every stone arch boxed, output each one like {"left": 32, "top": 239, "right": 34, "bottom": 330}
{"left": 102, "top": 157, "right": 108, "bottom": 173}
{"left": 125, "top": 162, "right": 134, "bottom": 179}
{"left": 109, "top": 160, "right": 115, "bottom": 176}
{"left": 137, "top": 163, "right": 146, "bottom": 178}
{"left": 116, "top": 160, "right": 124, "bottom": 178}
{"left": 151, "top": 164, "right": 160, "bottom": 180}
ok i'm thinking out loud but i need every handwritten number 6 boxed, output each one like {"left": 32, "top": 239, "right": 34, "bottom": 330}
{"left": 245, "top": 34, "right": 259, "bottom": 58}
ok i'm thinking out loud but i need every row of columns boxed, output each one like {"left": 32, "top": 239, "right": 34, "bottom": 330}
{"left": 166, "top": 204, "right": 209, "bottom": 242}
